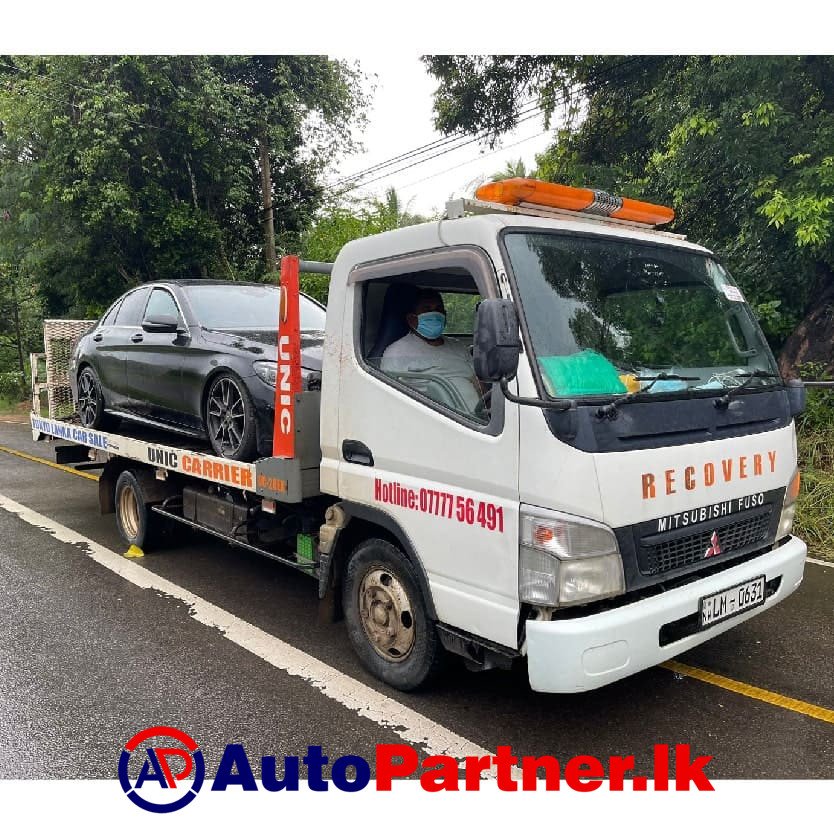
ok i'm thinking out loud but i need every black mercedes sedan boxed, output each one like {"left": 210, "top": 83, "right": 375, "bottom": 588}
{"left": 69, "top": 280, "right": 325, "bottom": 461}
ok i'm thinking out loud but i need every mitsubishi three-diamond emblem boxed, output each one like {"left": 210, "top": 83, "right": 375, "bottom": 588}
{"left": 704, "top": 530, "right": 723, "bottom": 559}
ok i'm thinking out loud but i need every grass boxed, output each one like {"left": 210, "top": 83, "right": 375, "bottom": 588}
{"left": 794, "top": 428, "right": 834, "bottom": 560}
{"left": 793, "top": 383, "right": 834, "bottom": 561}
{"left": 0, "top": 393, "right": 28, "bottom": 415}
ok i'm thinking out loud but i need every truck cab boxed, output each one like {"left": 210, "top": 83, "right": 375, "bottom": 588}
{"left": 319, "top": 180, "right": 806, "bottom": 693}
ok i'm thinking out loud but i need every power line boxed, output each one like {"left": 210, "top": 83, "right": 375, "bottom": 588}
{"left": 329, "top": 56, "right": 644, "bottom": 198}
{"left": 395, "top": 127, "right": 551, "bottom": 193}
{"left": 329, "top": 96, "right": 542, "bottom": 188}
{"left": 331, "top": 105, "right": 547, "bottom": 197}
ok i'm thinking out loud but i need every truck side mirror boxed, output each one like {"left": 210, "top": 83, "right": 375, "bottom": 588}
{"left": 786, "top": 378, "right": 806, "bottom": 417}
{"left": 473, "top": 299, "right": 522, "bottom": 382}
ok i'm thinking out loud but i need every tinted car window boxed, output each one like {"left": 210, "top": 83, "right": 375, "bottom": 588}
{"left": 101, "top": 300, "right": 121, "bottom": 326}
{"left": 115, "top": 287, "right": 151, "bottom": 326}
{"left": 300, "top": 296, "right": 327, "bottom": 331}
{"left": 145, "top": 288, "right": 180, "bottom": 322}
{"left": 182, "top": 284, "right": 326, "bottom": 331}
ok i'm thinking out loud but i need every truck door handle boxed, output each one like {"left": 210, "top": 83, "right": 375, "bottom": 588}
{"left": 93, "top": 333, "right": 103, "bottom": 342}
{"left": 130, "top": 333, "right": 144, "bottom": 343}
{"left": 342, "top": 439, "right": 374, "bottom": 467}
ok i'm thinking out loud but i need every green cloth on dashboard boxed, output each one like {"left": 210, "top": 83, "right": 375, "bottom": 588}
{"left": 539, "top": 350, "right": 627, "bottom": 397}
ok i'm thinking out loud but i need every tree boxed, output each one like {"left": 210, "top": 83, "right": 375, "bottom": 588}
{"left": 0, "top": 56, "right": 366, "bottom": 333}
{"left": 490, "top": 158, "right": 528, "bottom": 181}
{"left": 300, "top": 189, "right": 429, "bottom": 303}
{"left": 424, "top": 55, "right": 834, "bottom": 376}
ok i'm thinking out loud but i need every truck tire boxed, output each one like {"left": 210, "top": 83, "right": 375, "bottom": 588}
{"left": 204, "top": 372, "right": 258, "bottom": 462}
{"left": 114, "top": 469, "right": 167, "bottom": 552}
{"left": 342, "top": 538, "right": 444, "bottom": 691}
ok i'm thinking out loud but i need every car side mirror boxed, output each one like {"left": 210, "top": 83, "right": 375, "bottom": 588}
{"left": 142, "top": 315, "right": 179, "bottom": 334}
{"left": 786, "top": 378, "right": 806, "bottom": 417}
{"left": 473, "top": 299, "right": 522, "bottom": 382}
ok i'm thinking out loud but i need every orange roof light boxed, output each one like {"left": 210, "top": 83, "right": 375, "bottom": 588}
{"left": 475, "top": 178, "right": 675, "bottom": 226}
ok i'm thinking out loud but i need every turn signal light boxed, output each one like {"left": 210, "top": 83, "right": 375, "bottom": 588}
{"left": 787, "top": 469, "right": 801, "bottom": 503}
{"left": 475, "top": 178, "right": 675, "bottom": 226}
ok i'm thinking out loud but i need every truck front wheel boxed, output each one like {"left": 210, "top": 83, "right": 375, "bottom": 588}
{"left": 342, "top": 538, "right": 444, "bottom": 691}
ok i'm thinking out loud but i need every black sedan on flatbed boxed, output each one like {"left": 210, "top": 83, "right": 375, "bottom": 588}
{"left": 69, "top": 280, "right": 325, "bottom": 461}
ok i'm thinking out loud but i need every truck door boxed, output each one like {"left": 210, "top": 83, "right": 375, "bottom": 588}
{"left": 336, "top": 247, "right": 521, "bottom": 650}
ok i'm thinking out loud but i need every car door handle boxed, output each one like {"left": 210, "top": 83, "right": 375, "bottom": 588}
{"left": 130, "top": 333, "right": 144, "bottom": 343}
{"left": 92, "top": 333, "right": 103, "bottom": 342}
{"left": 342, "top": 439, "right": 374, "bottom": 467}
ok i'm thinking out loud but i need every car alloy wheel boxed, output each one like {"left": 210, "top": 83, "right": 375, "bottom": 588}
{"left": 207, "top": 376, "right": 248, "bottom": 457}
{"left": 78, "top": 368, "right": 101, "bottom": 428}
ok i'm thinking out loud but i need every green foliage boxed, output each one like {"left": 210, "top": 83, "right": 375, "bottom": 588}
{"left": 0, "top": 370, "right": 25, "bottom": 399}
{"left": 795, "top": 363, "right": 834, "bottom": 433}
{"left": 788, "top": 364, "right": 834, "bottom": 559}
{"left": 0, "top": 55, "right": 367, "bottom": 329}
{"left": 300, "top": 189, "right": 429, "bottom": 305}
{"left": 490, "top": 158, "right": 529, "bottom": 181}
{"left": 424, "top": 56, "right": 834, "bottom": 373}
{"left": 794, "top": 420, "right": 834, "bottom": 559}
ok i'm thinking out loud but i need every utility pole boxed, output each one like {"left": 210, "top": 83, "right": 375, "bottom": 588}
{"left": 258, "top": 125, "right": 277, "bottom": 273}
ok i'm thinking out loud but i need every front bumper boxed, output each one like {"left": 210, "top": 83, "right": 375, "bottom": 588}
{"left": 525, "top": 536, "right": 807, "bottom": 693}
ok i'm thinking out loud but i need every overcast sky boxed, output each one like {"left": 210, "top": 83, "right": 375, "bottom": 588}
{"left": 327, "top": 55, "right": 553, "bottom": 218}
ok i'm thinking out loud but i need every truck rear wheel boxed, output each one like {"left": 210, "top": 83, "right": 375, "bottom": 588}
{"left": 342, "top": 538, "right": 444, "bottom": 691}
{"left": 114, "top": 469, "right": 168, "bottom": 552}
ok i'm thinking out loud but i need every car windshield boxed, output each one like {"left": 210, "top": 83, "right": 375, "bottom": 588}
{"left": 503, "top": 231, "right": 780, "bottom": 400}
{"left": 183, "top": 284, "right": 326, "bottom": 331}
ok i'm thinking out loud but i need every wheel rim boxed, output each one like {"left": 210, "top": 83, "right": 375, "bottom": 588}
{"left": 118, "top": 485, "right": 140, "bottom": 540}
{"left": 207, "top": 377, "right": 246, "bottom": 457}
{"left": 358, "top": 567, "right": 416, "bottom": 663}
{"left": 77, "top": 370, "right": 99, "bottom": 427}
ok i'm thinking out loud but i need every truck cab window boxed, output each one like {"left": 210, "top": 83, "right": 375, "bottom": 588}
{"left": 362, "top": 274, "right": 489, "bottom": 424}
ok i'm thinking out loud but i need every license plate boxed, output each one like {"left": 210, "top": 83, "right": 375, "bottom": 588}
{"left": 699, "top": 575, "right": 766, "bottom": 628}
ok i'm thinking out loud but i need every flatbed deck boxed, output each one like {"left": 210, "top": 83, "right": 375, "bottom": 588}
{"left": 31, "top": 413, "right": 258, "bottom": 492}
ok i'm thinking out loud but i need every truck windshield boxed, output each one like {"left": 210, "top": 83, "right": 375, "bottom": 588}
{"left": 503, "top": 231, "right": 781, "bottom": 400}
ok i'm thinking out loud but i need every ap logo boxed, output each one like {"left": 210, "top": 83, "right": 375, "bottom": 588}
{"left": 118, "top": 726, "right": 205, "bottom": 813}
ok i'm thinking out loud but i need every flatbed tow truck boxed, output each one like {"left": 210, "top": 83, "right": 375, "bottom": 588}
{"left": 29, "top": 179, "right": 809, "bottom": 694}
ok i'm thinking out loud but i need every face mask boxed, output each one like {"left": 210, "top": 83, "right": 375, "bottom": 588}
{"left": 415, "top": 311, "right": 446, "bottom": 340}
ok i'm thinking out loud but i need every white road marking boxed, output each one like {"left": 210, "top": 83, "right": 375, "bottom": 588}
{"left": 806, "top": 556, "right": 832, "bottom": 568}
{"left": 0, "top": 491, "right": 496, "bottom": 764}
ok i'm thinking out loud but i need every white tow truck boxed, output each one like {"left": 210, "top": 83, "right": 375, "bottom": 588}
{"left": 31, "top": 178, "right": 808, "bottom": 693}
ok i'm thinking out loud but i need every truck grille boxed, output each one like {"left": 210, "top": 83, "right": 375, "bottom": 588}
{"left": 639, "top": 509, "right": 773, "bottom": 576}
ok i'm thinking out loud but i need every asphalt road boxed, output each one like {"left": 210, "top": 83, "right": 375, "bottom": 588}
{"left": 0, "top": 419, "right": 832, "bottom": 780}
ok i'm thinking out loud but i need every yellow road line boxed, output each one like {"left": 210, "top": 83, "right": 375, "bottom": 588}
{"left": 662, "top": 660, "right": 834, "bottom": 724}
{"left": 0, "top": 444, "right": 99, "bottom": 481}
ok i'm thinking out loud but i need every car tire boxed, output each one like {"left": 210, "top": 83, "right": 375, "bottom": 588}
{"left": 114, "top": 469, "right": 170, "bottom": 552}
{"left": 204, "top": 372, "right": 258, "bottom": 461}
{"left": 77, "top": 366, "right": 119, "bottom": 431}
{"left": 342, "top": 538, "right": 444, "bottom": 691}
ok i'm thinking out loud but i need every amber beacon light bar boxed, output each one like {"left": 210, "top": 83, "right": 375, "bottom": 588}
{"left": 475, "top": 178, "right": 675, "bottom": 227}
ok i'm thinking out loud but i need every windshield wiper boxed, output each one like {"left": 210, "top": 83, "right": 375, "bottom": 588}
{"left": 713, "top": 369, "right": 780, "bottom": 409}
{"left": 597, "top": 373, "right": 699, "bottom": 418}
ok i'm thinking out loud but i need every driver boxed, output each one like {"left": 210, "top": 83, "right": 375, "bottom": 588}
{"left": 381, "top": 288, "right": 483, "bottom": 414}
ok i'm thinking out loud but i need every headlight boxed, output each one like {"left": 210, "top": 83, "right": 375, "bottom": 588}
{"left": 777, "top": 468, "right": 800, "bottom": 540}
{"left": 519, "top": 509, "right": 625, "bottom": 608}
{"left": 253, "top": 360, "right": 277, "bottom": 387}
